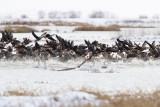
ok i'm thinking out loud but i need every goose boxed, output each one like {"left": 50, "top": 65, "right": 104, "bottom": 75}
{"left": 32, "top": 31, "right": 44, "bottom": 41}
{"left": 1, "top": 30, "right": 160, "bottom": 65}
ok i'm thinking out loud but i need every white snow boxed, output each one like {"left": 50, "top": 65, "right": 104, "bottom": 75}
{"left": 0, "top": 59, "right": 160, "bottom": 95}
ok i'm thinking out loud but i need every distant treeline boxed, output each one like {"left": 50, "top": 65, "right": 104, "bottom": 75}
{"left": 19, "top": 11, "right": 117, "bottom": 19}
{"left": 17, "top": 11, "right": 160, "bottom": 19}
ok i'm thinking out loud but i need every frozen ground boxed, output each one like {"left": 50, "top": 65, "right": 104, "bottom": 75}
{"left": 1, "top": 29, "right": 160, "bottom": 106}
{"left": 1, "top": 59, "right": 160, "bottom": 106}
{"left": 1, "top": 59, "right": 160, "bottom": 95}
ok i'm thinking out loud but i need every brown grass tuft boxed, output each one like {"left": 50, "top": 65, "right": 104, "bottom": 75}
{"left": 74, "top": 25, "right": 120, "bottom": 31}
{"left": 74, "top": 24, "right": 155, "bottom": 31}
{"left": 41, "top": 29, "right": 51, "bottom": 32}
{"left": 1, "top": 21, "right": 40, "bottom": 26}
{"left": 3, "top": 90, "right": 35, "bottom": 96}
{"left": 119, "top": 25, "right": 155, "bottom": 28}
{"left": 49, "top": 21, "right": 93, "bottom": 26}
{"left": 78, "top": 88, "right": 160, "bottom": 107}
{"left": 1, "top": 26, "right": 37, "bottom": 33}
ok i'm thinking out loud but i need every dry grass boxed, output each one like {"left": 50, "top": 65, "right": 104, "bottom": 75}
{"left": 79, "top": 89, "right": 160, "bottom": 107}
{"left": 74, "top": 24, "right": 155, "bottom": 31}
{"left": 2, "top": 88, "right": 160, "bottom": 107}
{"left": 41, "top": 29, "right": 51, "bottom": 32}
{"left": 48, "top": 21, "right": 93, "bottom": 26}
{"left": 119, "top": 25, "right": 155, "bottom": 28}
{"left": 0, "top": 26, "right": 37, "bottom": 33}
{"left": 4, "top": 90, "right": 35, "bottom": 96}
{"left": 0, "top": 21, "right": 40, "bottom": 26}
{"left": 0, "top": 21, "right": 93, "bottom": 26}
{"left": 74, "top": 25, "right": 120, "bottom": 31}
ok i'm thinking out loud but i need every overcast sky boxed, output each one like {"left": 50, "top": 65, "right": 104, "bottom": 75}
{"left": 1, "top": 0, "right": 160, "bottom": 18}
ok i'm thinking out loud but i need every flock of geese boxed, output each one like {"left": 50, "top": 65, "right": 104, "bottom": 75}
{"left": 0, "top": 30, "right": 160, "bottom": 66}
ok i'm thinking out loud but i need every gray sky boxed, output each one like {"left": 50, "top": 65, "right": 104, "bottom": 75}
{"left": 1, "top": 0, "right": 160, "bottom": 18}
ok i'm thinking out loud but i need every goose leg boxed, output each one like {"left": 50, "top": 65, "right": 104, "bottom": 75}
{"left": 33, "top": 56, "right": 40, "bottom": 68}
{"left": 42, "top": 57, "right": 47, "bottom": 69}
{"left": 38, "top": 57, "right": 41, "bottom": 67}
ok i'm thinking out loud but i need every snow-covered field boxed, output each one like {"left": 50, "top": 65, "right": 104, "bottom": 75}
{"left": 1, "top": 59, "right": 160, "bottom": 106}
{"left": 1, "top": 59, "right": 160, "bottom": 94}
{"left": 1, "top": 28, "right": 160, "bottom": 107}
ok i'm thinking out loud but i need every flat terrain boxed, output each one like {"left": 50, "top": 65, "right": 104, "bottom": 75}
{"left": 1, "top": 28, "right": 160, "bottom": 107}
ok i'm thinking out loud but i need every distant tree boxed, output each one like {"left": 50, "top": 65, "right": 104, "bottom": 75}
{"left": 152, "top": 15, "right": 159, "bottom": 19}
{"left": 48, "top": 11, "right": 57, "bottom": 19}
{"left": 139, "top": 15, "right": 148, "bottom": 19}
{"left": 48, "top": 11, "right": 81, "bottom": 19}
{"left": 21, "top": 14, "right": 28, "bottom": 19}
{"left": 38, "top": 11, "right": 45, "bottom": 19}
{"left": 68, "top": 11, "right": 81, "bottom": 18}
{"left": 89, "top": 11, "right": 105, "bottom": 18}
